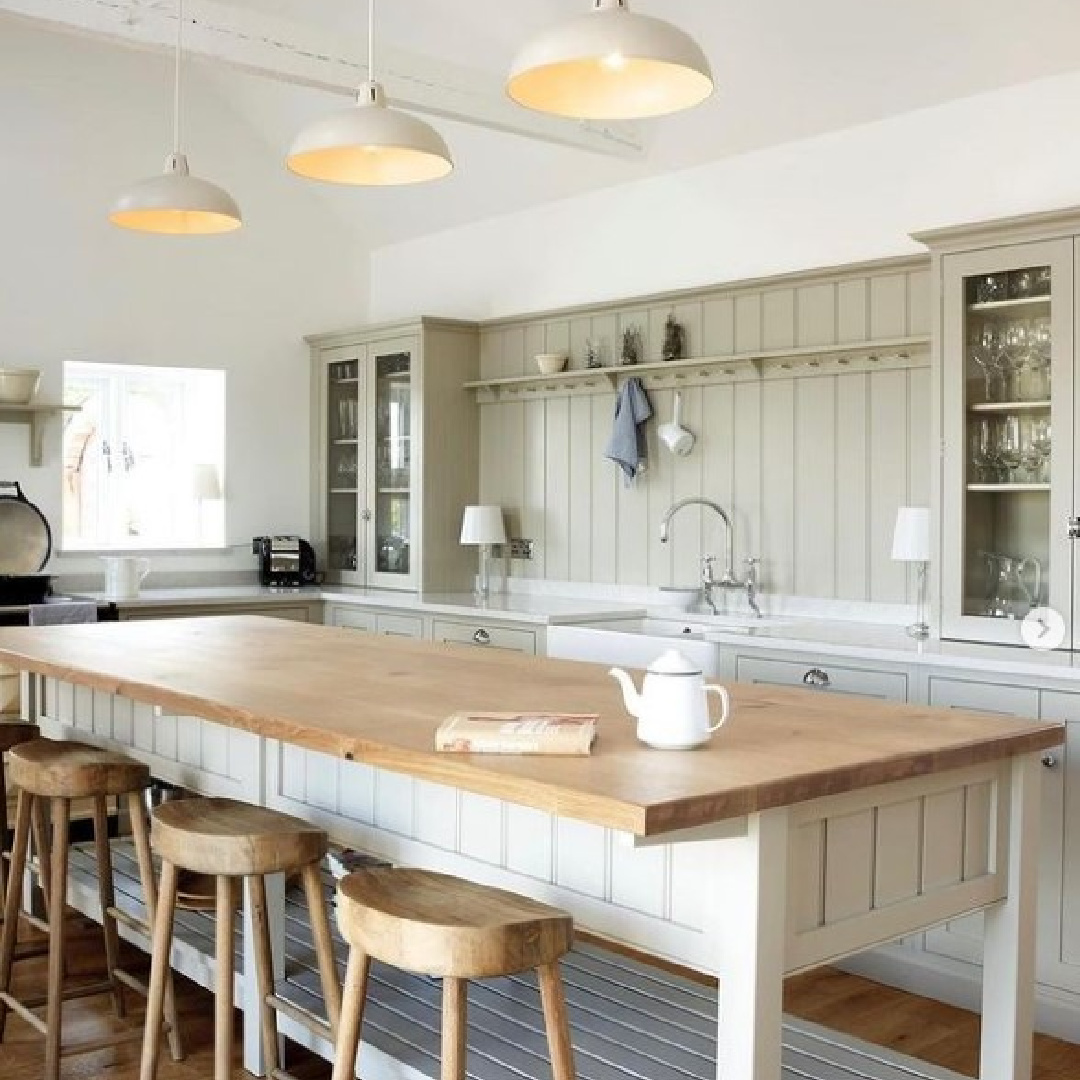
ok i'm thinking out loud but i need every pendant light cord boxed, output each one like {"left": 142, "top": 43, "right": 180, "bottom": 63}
{"left": 367, "top": 0, "right": 376, "bottom": 84}
{"left": 173, "top": 0, "right": 183, "bottom": 154}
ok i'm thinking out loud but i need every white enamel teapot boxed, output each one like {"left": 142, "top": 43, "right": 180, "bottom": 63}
{"left": 609, "top": 650, "right": 731, "bottom": 750}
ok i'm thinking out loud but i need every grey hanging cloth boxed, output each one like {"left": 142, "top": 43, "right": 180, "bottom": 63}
{"left": 605, "top": 377, "right": 653, "bottom": 485}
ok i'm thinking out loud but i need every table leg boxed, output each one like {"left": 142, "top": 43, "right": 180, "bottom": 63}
{"left": 980, "top": 751, "right": 1041, "bottom": 1080}
{"left": 710, "top": 808, "right": 788, "bottom": 1080}
{"left": 242, "top": 870, "right": 284, "bottom": 1076}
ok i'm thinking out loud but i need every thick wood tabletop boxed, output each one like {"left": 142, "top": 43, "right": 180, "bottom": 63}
{"left": 0, "top": 616, "right": 1063, "bottom": 836}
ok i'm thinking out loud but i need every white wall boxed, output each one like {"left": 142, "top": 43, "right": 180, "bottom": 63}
{"left": 369, "top": 69, "right": 1080, "bottom": 322}
{"left": 0, "top": 22, "right": 367, "bottom": 579}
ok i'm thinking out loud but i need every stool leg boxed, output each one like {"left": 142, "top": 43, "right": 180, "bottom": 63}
{"left": 139, "top": 860, "right": 179, "bottom": 1080}
{"left": 215, "top": 875, "right": 238, "bottom": 1080}
{"left": 128, "top": 792, "right": 183, "bottom": 1062}
{"left": 329, "top": 948, "right": 371, "bottom": 1080}
{"left": 92, "top": 795, "right": 126, "bottom": 1019}
{"left": 0, "top": 756, "right": 8, "bottom": 909}
{"left": 247, "top": 874, "right": 281, "bottom": 1076}
{"left": 31, "top": 796, "right": 51, "bottom": 910}
{"left": 301, "top": 861, "right": 341, "bottom": 1035}
{"left": 0, "top": 789, "right": 32, "bottom": 1042}
{"left": 538, "top": 962, "right": 576, "bottom": 1080}
{"left": 44, "top": 796, "right": 70, "bottom": 1080}
{"left": 441, "top": 977, "right": 468, "bottom": 1080}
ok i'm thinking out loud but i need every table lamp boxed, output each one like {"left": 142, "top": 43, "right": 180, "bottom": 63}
{"left": 192, "top": 463, "right": 223, "bottom": 544}
{"left": 460, "top": 505, "right": 506, "bottom": 599}
{"left": 891, "top": 506, "right": 930, "bottom": 639}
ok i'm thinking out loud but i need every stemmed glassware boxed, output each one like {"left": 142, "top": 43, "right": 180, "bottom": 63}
{"left": 995, "top": 415, "right": 1023, "bottom": 478}
{"left": 970, "top": 324, "right": 1004, "bottom": 402}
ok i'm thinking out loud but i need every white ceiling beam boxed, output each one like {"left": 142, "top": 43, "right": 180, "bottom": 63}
{"left": 0, "top": 0, "right": 644, "bottom": 159}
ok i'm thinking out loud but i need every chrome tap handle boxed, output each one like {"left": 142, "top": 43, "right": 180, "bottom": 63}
{"left": 700, "top": 554, "right": 717, "bottom": 586}
{"left": 745, "top": 557, "right": 762, "bottom": 617}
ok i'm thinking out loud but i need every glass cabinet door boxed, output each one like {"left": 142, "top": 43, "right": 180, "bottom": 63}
{"left": 324, "top": 350, "right": 363, "bottom": 580}
{"left": 368, "top": 346, "right": 416, "bottom": 588}
{"left": 941, "top": 238, "right": 1074, "bottom": 644}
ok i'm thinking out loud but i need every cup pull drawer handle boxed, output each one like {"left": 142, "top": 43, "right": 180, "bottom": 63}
{"left": 803, "top": 668, "right": 830, "bottom": 688}
{"left": 1043, "top": 752, "right": 1059, "bottom": 769}
{"left": 473, "top": 629, "right": 491, "bottom": 645}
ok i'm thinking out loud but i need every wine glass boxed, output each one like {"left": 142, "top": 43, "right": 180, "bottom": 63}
{"left": 970, "top": 323, "right": 1004, "bottom": 402}
{"left": 1030, "top": 418, "right": 1052, "bottom": 483}
{"left": 995, "top": 415, "right": 1023, "bottom": 483}
{"left": 1001, "top": 320, "right": 1030, "bottom": 400}
{"left": 1028, "top": 317, "right": 1052, "bottom": 400}
{"left": 971, "top": 418, "right": 997, "bottom": 482}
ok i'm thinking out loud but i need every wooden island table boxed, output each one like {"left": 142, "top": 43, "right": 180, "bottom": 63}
{"left": 0, "top": 616, "right": 1065, "bottom": 1080}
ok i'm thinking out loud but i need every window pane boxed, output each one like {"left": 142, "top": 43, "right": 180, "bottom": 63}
{"left": 62, "top": 362, "right": 225, "bottom": 551}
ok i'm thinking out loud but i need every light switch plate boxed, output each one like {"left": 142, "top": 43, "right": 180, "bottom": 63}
{"left": 508, "top": 538, "right": 534, "bottom": 560}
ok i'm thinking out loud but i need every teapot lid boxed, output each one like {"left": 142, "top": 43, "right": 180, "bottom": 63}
{"left": 647, "top": 649, "right": 702, "bottom": 676}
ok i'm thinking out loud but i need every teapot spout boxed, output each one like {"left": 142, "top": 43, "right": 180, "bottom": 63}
{"left": 609, "top": 667, "right": 642, "bottom": 719}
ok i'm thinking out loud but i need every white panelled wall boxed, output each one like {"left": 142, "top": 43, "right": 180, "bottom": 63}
{"left": 480, "top": 259, "right": 930, "bottom": 605}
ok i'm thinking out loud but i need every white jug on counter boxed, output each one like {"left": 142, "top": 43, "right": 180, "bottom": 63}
{"left": 102, "top": 556, "right": 151, "bottom": 599}
{"left": 610, "top": 649, "right": 731, "bottom": 750}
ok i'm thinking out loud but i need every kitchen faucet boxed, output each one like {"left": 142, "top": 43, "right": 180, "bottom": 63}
{"left": 659, "top": 497, "right": 762, "bottom": 617}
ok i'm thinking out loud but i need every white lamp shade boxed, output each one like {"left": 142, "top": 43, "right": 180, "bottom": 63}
{"left": 110, "top": 154, "right": 242, "bottom": 235}
{"left": 891, "top": 507, "right": 930, "bottom": 562}
{"left": 507, "top": 0, "right": 713, "bottom": 120}
{"left": 287, "top": 83, "right": 453, "bottom": 186}
{"left": 192, "top": 463, "right": 223, "bottom": 500}
{"left": 460, "top": 505, "right": 507, "bottom": 546}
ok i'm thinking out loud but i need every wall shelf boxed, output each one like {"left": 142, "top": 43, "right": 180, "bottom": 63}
{"left": 464, "top": 336, "right": 930, "bottom": 400}
{"left": 966, "top": 483, "right": 1050, "bottom": 493}
{"left": 0, "top": 403, "right": 80, "bottom": 466}
{"left": 968, "top": 400, "right": 1051, "bottom": 413}
{"left": 967, "top": 296, "right": 1050, "bottom": 313}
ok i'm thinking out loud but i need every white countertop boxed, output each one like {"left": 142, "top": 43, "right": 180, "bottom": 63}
{"left": 73, "top": 585, "right": 645, "bottom": 627}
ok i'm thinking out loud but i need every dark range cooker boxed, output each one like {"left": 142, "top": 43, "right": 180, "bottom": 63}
{"left": 0, "top": 480, "right": 117, "bottom": 626}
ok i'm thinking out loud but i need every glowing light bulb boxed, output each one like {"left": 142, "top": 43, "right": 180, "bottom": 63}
{"left": 601, "top": 52, "right": 628, "bottom": 71}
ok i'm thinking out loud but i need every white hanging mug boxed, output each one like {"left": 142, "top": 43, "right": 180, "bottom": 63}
{"left": 658, "top": 391, "right": 695, "bottom": 456}
{"left": 102, "top": 556, "right": 151, "bottom": 599}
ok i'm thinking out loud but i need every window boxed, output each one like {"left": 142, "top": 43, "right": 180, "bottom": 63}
{"left": 62, "top": 361, "right": 225, "bottom": 551}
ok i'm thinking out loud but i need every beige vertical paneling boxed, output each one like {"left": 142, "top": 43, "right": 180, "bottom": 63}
{"left": 796, "top": 284, "right": 837, "bottom": 347}
{"left": 568, "top": 396, "right": 593, "bottom": 581}
{"left": 908, "top": 367, "right": 931, "bottom": 506}
{"left": 836, "top": 373, "right": 869, "bottom": 600}
{"left": 618, "top": 469, "right": 650, "bottom": 586}
{"left": 732, "top": 381, "right": 763, "bottom": 569}
{"left": 524, "top": 324, "right": 545, "bottom": 378}
{"left": 791, "top": 822, "right": 825, "bottom": 932}
{"left": 545, "top": 320, "right": 570, "bottom": 360}
{"left": 963, "top": 781, "right": 994, "bottom": 880}
{"left": 480, "top": 330, "right": 502, "bottom": 381}
{"left": 873, "top": 799, "right": 922, "bottom": 907}
{"left": 523, "top": 399, "right": 547, "bottom": 579}
{"left": 545, "top": 398, "right": 571, "bottom": 581}
{"left": 762, "top": 289, "right": 796, "bottom": 351}
{"left": 500, "top": 399, "right": 525, "bottom": 547}
{"left": 610, "top": 842, "right": 667, "bottom": 918}
{"left": 699, "top": 385, "right": 735, "bottom": 574}
{"left": 675, "top": 302, "right": 702, "bottom": 359}
{"left": 648, "top": 305, "right": 669, "bottom": 362}
{"left": 870, "top": 273, "right": 909, "bottom": 340}
{"left": 921, "top": 789, "right": 965, "bottom": 890}
{"left": 478, "top": 403, "right": 498, "bottom": 506}
{"left": 868, "top": 369, "right": 910, "bottom": 601}
{"left": 824, "top": 810, "right": 874, "bottom": 923}
{"left": 670, "top": 388, "right": 704, "bottom": 587}
{"left": 761, "top": 380, "right": 796, "bottom": 596}
{"left": 794, "top": 378, "right": 836, "bottom": 597}
{"left": 734, "top": 294, "right": 762, "bottom": 353}
{"left": 591, "top": 393, "right": 619, "bottom": 583}
{"left": 569, "top": 317, "right": 591, "bottom": 369}
{"left": 908, "top": 268, "right": 931, "bottom": 337}
{"left": 647, "top": 388, "right": 675, "bottom": 586}
{"left": 837, "top": 280, "right": 869, "bottom": 343}
{"left": 591, "top": 313, "right": 619, "bottom": 368}
{"left": 504, "top": 325, "right": 526, "bottom": 378}
{"left": 701, "top": 297, "right": 735, "bottom": 356}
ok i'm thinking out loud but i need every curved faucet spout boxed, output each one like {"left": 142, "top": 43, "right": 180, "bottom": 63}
{"left": 659, "top": 498, "right": 735, "bottom": 573}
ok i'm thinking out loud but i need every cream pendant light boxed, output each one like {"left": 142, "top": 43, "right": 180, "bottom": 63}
{"left": 286, "top": 0, "right": 452, "bottom": 186}
{"left": 110, "top": 0, "right": 241, "bottom": 233}
{"left": 507, "top": 0, "right": 713, "bottom": 121}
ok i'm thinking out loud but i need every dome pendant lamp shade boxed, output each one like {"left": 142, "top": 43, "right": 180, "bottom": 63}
{"left": 286, "top": 0, "right": 452, "bottom": 186}
{"left": 507, "top": 0, "right": 714, "bottom": 120}
{"left": 109, "top": 0, "right": 240, "bottom": 234}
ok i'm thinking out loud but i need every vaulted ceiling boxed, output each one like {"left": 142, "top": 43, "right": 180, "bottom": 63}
{"left": 9, "top": 0, "right": 1080, "bottom": 247}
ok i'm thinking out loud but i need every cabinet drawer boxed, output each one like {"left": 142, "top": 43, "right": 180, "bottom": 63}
{"left": 376, "top": 613, "right": 424, "bottom": 639}
{"left": 928, "top": 677, "right": 1039, "bottom": 718}
{"left": 735, "top": 656, "right": 907, "bottom": 701}
{"left": 327, "top": 607, "right": 375, "bottom": 632}
{"left": 431, "top": 619, "right": 536, "bottom": 655}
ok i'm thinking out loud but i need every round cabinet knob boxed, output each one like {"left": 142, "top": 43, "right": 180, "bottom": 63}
{"left": 473, "top": 628, "right": 491, "bottom": 645}
{"left": 803, "top": 668, "right": 830, "bottom": 688}
{"left": 1043, "top": 752, "right": 1059, "bottom": 769}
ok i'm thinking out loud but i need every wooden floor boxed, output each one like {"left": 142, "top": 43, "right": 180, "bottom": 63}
{"left": 3, "top": 916, "right": 1079, "bottom": 1079}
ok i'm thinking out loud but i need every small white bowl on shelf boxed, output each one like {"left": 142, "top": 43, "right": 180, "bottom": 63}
{"left": 0, "top": 369, "right": 42, "bottom": 405}
{"left": 535, "top": 353, "right": 568, "bottom": 375}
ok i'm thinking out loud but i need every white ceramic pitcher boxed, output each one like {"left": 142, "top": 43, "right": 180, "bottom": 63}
{"left": 102, "top": 555, "right": 151, "bottom": 599}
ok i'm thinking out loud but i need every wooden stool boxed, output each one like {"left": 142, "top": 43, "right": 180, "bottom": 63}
{"left": 0, "top": 721, "right": 39, "bottom": 908}
{"left": 0, "top": 738, "right": 183, "bottom": 1080}
{"left": 140, "top": 796, "right": 343, "bottom": 1080}
{"left": 330, "top": 868, "right": 577, "bottom": 1080}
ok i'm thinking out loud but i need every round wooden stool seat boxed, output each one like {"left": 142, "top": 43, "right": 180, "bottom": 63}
{"left": 8, "top": 739, "right": 149, "bottom": 798}
{"left": 151, "top": 797, "right": 328, "bottom": 876}
{"left": 0, "top": 722, "right": 38, "bottom": 754}
{"left": 337, "top": 868, "right": 574, "bottom": 979}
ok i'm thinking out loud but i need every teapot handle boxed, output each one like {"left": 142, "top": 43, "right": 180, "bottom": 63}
{"left": 705, "top": 685, "right": 731, "bottom": 732}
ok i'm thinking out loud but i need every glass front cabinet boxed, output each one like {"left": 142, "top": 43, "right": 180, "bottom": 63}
{"left": 933, "top": 220, "right": 1078, "bottom": 645}
{"left": 310, "top": 319, "right": 480, "bottom": 593}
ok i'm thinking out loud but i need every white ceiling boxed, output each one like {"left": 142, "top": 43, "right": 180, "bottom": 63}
{"left": 28, "top": 1, "right": 1080, "bottom": 247}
